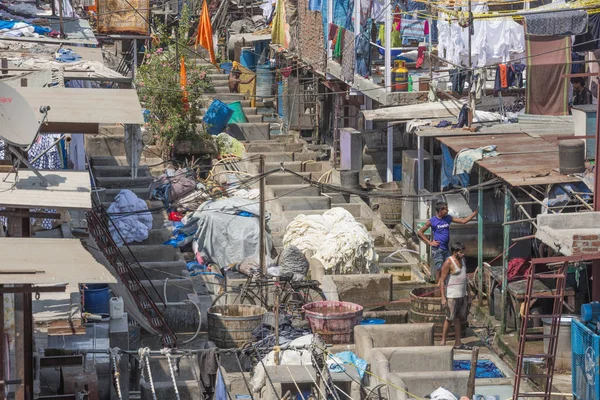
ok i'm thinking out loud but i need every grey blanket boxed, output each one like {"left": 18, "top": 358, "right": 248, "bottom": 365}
{"left": 525, "top": 10, "right": 588, "bottom": 36}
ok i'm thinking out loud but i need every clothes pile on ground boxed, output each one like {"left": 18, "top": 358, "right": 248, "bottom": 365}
{"left": 283, "top": 207, "right": 378, "bottom": 274}
{"left": 107, "top": 189, "right": 153, "bottom": 246}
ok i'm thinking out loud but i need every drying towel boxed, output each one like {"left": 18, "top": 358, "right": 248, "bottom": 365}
{"left": 526, "top": 36, "right": 571, "bottom": 116}
{"left": 525, "top": 10, "right": 588, "bottom": 36}
{"left": 453, "top": 145, "right": 498, "bottom": 175}
{"left": 334, "top": 27, "right": 343, "bottom": 57}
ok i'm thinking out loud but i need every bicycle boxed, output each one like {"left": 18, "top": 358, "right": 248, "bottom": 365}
{"left": 211, "top": 266, "right": 326, "bottom": 315}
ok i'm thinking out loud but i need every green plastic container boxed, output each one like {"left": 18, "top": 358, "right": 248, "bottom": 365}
{"left": 228, "top": 101, "right": 248, "bottom": 124}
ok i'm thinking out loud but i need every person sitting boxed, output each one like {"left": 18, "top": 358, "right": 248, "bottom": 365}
{"left": 571, "top": 77, "right": 594, "bottom": 106}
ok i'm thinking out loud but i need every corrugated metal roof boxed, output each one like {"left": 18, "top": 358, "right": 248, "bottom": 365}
{"left": 438, "top": 133, "right": 582, "bottom": 186}
{"left": 0, "top": 170, "right": 92, "bottom": 209}
{"left": 0, "top": 238, "right": 116, "bottom": 285}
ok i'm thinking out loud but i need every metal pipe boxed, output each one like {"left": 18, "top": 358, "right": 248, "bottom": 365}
{"left": 501, "top": 188, "right": 511, "bottom": 334}
{"left": 387, "top": 124, "right": 393, "bottom": 182}
{"left": 594, "top": 74, "right": 600, "bottom": 302}
{"left": 384, "top": 0, "right": 392, "bottom": 95}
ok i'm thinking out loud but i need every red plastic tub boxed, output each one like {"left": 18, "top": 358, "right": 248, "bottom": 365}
{"left": 302, "top": 301, "right": 363, "bottom": 344}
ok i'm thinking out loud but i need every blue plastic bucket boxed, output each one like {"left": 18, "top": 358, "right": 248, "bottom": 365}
{"left": 256, "top": 64, "right": 275, "bottom": 98}
{"left": 393, "top": 164, "right": 402, "bottom": 181}
{"left": 240, "top": 47, "right": 256, "bottom": 71}
{"left": 220, "top": 62, "right": 233, "bottom": 75}
{"left": 83, "top": 284, "right": 111, "bottom": 314}
{"left": 277, "top": 81, "right": 284, "bottom": 117}
{"left": 361, "top": 318, "right": 386, "bottom": 325}
{"left": 204, "top": 99, "right": 234, "bottom": 135}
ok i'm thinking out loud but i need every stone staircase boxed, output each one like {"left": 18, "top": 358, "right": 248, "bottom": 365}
{"left": 196, "top": 61, "right": 281, "bottom": 140}
{"left": 239, "top": 135, "right": 418, "bottom": 282}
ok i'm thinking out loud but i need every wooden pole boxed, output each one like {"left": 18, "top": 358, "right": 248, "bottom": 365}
{"left": 57, "top": 0, "right": 65, "bottom": 39}
{"left": 259, "top": 155, "right": 266, "bottom": 303}
{"left": 501, "top": 187, "right": 511, "bottom": 334}
{"left": 477, "top": 166, "right": 483, "bottom": 301}
{"left": 466, "top": 346, "right": 480, "bottom": 399}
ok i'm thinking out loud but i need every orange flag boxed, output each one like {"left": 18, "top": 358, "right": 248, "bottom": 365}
{"left": 195, "top": 0, "right": 216, "bottom": 65}
{"left": 180, "top": 56, "right": 189, "bottom": 111}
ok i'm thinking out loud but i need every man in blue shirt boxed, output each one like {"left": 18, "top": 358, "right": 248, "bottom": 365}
{"left": 417, "top": 201, "right": 477, "bottom": 283}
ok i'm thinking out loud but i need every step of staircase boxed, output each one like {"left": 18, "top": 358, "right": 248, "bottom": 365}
{"left": 265, "top": 171, "right": 312, "bottom": 185}
{"left": 92, "top": 165, "right": 152, "bottom": 178}
{"left": 95, "top": 176, "right": 154, "bottom": 189}
{"left": 269, "top": 184, "right": 321, "bottom": 198}
{"left": 202, "top": 93, "right": 246, "bottom": 102}
{"left": 265, "top": 161, "right": 325, "bottom": 173}
{"left": 245, "top": 142, "right": 304, "bottom": 153}
{"left": 95, "top": 187, "right": 151, "bottom": 202}
{"left": 278, "top": 196, "right": 331, "bottom": 211}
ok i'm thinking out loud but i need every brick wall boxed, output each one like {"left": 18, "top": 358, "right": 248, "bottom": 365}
{"left": 571, "top": 234, "right": 600, "bottom": 255}
{"left": 296, "top": 0, "right": 326, "bottom": 73}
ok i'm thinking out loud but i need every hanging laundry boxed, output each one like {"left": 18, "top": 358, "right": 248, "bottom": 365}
{"left": 449, "top": 69, "right": 467, "bottom": 95}
{"left": 415, "top": 43, "right": 425, "bottom": 68}
{"left": 499, "top": 64, "right": 508, "bottom": 89}
{"left": 401, "top": 18, "right": 426, "bottom": 44}
{"left": 308, "top": 0, "right": 322, "bottom": 11}
{"left": 334, "top": 27, "right": 344, "bottom": 58}
{"left": 526, "top": 36, "right": 572, "bottom": 116}
{"left": 574, "top": 13, "right": 600, "bottom": 51}
{"left": 441, "top": 144, "right": 470, "bottom": 191}
{"left": 342, "top": 29, "right": 355, "bottom": 83}
{"left": 329, "top": 23, "right": 338, "bottom": 43}
{"left": 355, "top": 19, "right": 372, "bottom": 77}
{"left": 473, "top": 68, "right": 486, "bottom": 99}
{"left": 524, "top": 10, "right": 588, "bottom": 36}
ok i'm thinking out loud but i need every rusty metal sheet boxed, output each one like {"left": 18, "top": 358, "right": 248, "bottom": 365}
{"left": 438, "top": 133, "right": 581, "bottom": 187}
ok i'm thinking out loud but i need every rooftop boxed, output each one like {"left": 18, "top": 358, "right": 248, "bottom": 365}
{"left": 437, "top": 133, "right": 581, "bottom": 186}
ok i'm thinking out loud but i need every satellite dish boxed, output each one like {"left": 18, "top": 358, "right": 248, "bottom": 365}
{"left": 0, "top": 81, "right": 42, "bottom": 149}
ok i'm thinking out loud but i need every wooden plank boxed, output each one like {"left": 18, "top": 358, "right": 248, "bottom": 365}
{"left": 0, "top": 170, "right": 91, "bottom": 209}
{"left": 0, "top": 238, "right": 116, "bottom": 285}
{"left": 17, "top": 87, "right": 144, "bottom": 128}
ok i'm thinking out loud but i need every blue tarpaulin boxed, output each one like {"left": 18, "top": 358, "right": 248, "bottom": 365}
{"left": 0, "top": 20, "right": 51, "bottom": 35}
{"left": 441, "top": 143, "right": 470, "bottom": 190}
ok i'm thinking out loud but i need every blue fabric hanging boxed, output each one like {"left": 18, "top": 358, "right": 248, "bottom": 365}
{"left": 309, "top": 0, "right": 322, "bottom": 11}
{"left": 441, "top": 144, "right": 470, "bottom": 191}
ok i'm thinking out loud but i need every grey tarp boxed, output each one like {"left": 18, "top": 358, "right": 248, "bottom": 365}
{"left": 192, "top": 197, "right": 272, "bottom": 268}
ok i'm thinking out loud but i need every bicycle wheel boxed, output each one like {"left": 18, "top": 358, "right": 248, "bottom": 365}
{"left": 282, "top": 286, "right": 326, "bottom": 314}
{"left": 210, "top": 289, "right": 258, "bottom": 307}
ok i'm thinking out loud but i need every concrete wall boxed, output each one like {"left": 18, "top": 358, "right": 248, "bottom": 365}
{"left": 354, "top": 323, "right": 435, "bottom": 363}
{"left": 296, "top": 0, "right": 326, "bottom": 73}
{"left": 536, "top": 212, "right": 600, "bottom": 256}
{"left": 370, "top": 347, "right": 468, "bottom": 400}
{"left": 323, "top": 274, "right": 393, "bottom": 306}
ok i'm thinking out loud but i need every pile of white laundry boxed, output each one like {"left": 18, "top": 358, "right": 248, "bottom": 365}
{"left": 283, "top": 207, "right": 377, "bottom": 274}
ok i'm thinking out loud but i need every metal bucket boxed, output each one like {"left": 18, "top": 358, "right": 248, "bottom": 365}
{"left": 542, "top": 315, "right": 577, "bottom": 371}
{"left": 207, "top": 304, "right": 266, "bottom": 348}
{"left": 303, "top": 301, "right": 363, "bottom": 344}
{"left": 377, "top": 181, "right": 402, "bottom": 226}
{"left": 409, "top": 286, "right": 466, "bottom": 339}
